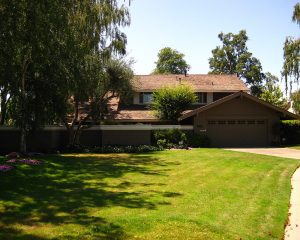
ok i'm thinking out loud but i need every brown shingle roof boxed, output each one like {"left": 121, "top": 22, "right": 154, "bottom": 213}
{"left": 110, "top": 109, "right": 157, "bottom": 120}
{"left": 132, "top": 74, "right": 249, "bottom": 92}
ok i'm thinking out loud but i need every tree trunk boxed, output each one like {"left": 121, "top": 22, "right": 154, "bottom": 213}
{"left": 0, "top": 97, "right": 7, "bottom": 125}
{"left": 0, "top": 90, "right": 8, "bottom": 125}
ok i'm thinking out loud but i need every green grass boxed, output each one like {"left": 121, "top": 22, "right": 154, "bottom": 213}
{"left": 288, "top": 145, "right": 300, "bottom": 150}
{"left": 0, "top": 149, "right": 299, "bottom": 240}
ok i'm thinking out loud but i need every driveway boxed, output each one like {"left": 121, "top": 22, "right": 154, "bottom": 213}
{"left": 225, "top": 147, "right": 300, "bottom": 160}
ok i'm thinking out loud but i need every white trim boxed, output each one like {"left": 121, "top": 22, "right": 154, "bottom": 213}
{"left": 0, "top": 125, "right": 194, "bottom": 131}
{"left": 92, "top": 125, "right": 193, "bottom": 130}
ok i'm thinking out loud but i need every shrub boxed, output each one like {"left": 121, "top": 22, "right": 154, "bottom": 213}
{"left": 281, "top": 120, "right": 300, "bottom": 145}
{"left": 64, "top": 145, "right": 163, "bottom": 154}
{"left": 188, "top": 133, "right": 211, "bottom": 147}
{"left": 153, "top": 129, "right": 188, "bottom": 148}
{"left": 151, "top": 85, "right": 197, "bottom": 121}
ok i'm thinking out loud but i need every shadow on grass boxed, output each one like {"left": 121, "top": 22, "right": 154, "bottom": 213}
{"left": 0, "top": 220, "right": 128, "bottom": 240}
{"left": 0, "top": 153, "right": 182, "bottom": 239}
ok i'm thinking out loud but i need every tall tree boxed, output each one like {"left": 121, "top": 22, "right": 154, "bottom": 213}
{"left": 259, "top": 73, "right": 288, "bottom": 109}
{"left": 293, "top": 3, "right": 300, "bottom": 25}
{"left": 0, "top": 1, "right": 73, "bottom": 152}
{"left": 209, "top": 30, "right": 264, "bottom": 96}
{"left": 58, "top": 1, "right": 131, "bottom": 147}
{"left": 282, "top": 3, "right": 300, "bottom": 96}
{"left": 65, "top": 57, "right": 134, "bottom": 146}
{"left": 153, "top": 47, "right": 190, "bottom": 74}
{"left": 0, "top": 0, "right": 131, "bottom": 152}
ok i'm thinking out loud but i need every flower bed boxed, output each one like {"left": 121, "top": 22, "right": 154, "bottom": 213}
{"left": 6, "top": 159, "right": 42, "bottom": 165}
{"left": 0, "top": 165, "right": 14, "bottom": 172}
{"left": 18, "top": 159, "right": 42, "bottom": 165}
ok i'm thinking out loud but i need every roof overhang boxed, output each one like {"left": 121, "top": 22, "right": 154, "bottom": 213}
{"left": 134, "top": 89, "right": 251, "bottom": 93}
{"left": 178, "top": 91, "right": 300, "bottom": 121}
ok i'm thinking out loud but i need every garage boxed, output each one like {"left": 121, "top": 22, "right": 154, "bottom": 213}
{"left": 206, "top": 119, "right": 268, "bottom": 147}
{"left": 179, "top": 91, "right": 299, "bottom": 147}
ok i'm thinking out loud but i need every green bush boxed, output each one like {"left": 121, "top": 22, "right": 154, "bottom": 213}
{"left": 151, "top": 85, "right": 197, "bottom": 121}
{"left": 64, "top": 145, "right": 163, "bottom": 154}
{"left": 153, "top": 129, "right": 188, "bottom": 149}
{"left": 281, "top": 120, "right": 300, "bottom": 145}
{"left": 188, "top": 133, "right": 211, "bottom": 147}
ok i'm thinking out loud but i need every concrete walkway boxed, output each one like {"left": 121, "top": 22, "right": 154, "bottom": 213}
{"left": 225, "top": 147, "right": 300, "bottom": 160}
{"left": 285, "top": 168, "right": 300, "bottom": 240}
{"left": 225, "top": 148, "right": 300, "bottom": 240}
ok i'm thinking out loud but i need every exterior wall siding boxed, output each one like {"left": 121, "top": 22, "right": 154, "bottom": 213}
{"left": 193, "top": 97, "right": 281, "bottom": 147}
{"left": 102, "top": 130, "right": 151, "bottom": 146}
{"left": 0, "top": 125, "right": 193, "bottom": 154}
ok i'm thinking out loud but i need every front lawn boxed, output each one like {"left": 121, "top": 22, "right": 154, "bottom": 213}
{"left": 289, "top": 145, "right": 300, "bottom": 150}
{"left": 0, "top": 149, "right": 299, "bottom": 240}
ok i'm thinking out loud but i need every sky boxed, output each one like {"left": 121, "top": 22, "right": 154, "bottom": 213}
{"left": 123, "top": 0, "right": 300, "bottom": 83}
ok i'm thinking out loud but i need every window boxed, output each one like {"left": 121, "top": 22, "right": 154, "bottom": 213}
{"left": 196, "top": 92, "right": 207, "bottom": 104}
{"left": 139, "top": 92, "right": 153, "bottom": 104}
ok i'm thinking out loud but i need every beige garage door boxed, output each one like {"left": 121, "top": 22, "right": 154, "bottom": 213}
{"left": 206, "top": 119, "right": 268, "bottom": 147}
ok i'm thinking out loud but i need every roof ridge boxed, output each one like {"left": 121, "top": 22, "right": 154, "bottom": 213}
{"left": 134, "top": 73, "right": 238, "bottom": 77}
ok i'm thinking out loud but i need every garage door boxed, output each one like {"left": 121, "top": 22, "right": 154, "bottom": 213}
{"left": 206, "top": 119, "right": 268, "bottom": 147}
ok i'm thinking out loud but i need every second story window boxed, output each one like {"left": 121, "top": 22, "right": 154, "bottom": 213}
{"left": 139, "top": 92, "right": 153, "bottom": 104}
{"left": 196, "top": 92, "right": 207, "bottom": 104}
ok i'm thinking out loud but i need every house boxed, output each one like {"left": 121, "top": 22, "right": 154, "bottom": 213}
{"left": 108, "top": 74, "right": 249, "bottom": 123}
{"left": 179, "top": 91, "right": 299, "bottom": 147}
{"left": 106, "top": 74, "right": 299, "bottom": 147}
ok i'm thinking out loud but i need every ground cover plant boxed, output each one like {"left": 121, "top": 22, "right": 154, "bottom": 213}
{"left": 0, "top": 149, "right": 299, "bottom": 240}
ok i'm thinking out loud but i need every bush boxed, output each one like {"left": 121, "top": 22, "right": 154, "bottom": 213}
{"left": 188, "top": 133, "right": 211, "bottom": 147}
{"left": 281, "top": 120, "right": 300, "bottom": 145}
{"left": 153, "top": 129, "right": 188, "bottom": 148}
{"left": 151, "top": 85, "right": 197, "bottom": 121}
{"left": 64, "top": 145, "right": 163, "bottom": 154}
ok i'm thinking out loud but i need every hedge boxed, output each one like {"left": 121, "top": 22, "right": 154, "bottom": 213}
{"left": 281, "top": 120, "right": 300, "bottom": 145}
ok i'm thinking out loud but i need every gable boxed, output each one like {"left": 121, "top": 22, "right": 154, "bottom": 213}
{"left": 179, "top": 91, "right": 300, "bottom": 121}
{"left": 203, "top": 97, "right": 277, "bottom": 117}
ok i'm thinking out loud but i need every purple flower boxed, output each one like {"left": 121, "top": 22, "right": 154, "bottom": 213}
{"left": 0, "top": 165, "right": 14, "bottom": 172}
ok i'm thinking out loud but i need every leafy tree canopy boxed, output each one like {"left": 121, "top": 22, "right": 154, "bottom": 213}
{"left": 153, "top": 47, "right": 190, "bottom": 74}
{"left": 291, "top": 90, "right": 300, "bottom": 114}
{"left": 0, "top": 0, "right": 131, "bottom": 152}
{"left": 209, "top": 30, "right": 264, "bottom": 96}
{"left": 282, "top": 3, "right": 300, "bottom": 95}
{"left": 151, "top": 85, "right": 196, "bottom": 122}
{"left": 259, "top": 73, "right": 288, "bottom": 109}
